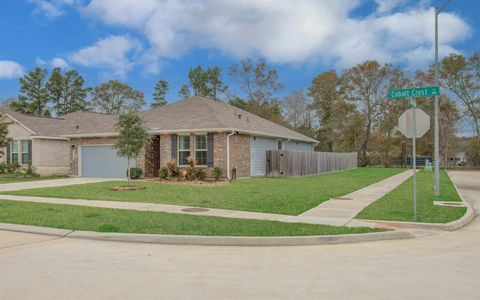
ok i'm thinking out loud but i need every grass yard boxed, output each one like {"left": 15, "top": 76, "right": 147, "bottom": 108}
{"left": 4, "top": 168, "right": 404, "bottom": 215}
{"left": 0, "top": 175, "right": 69, "bottom": 183}
{"left": 0, "top": 200, "right": 385, "bottom": 236}
{"left": 356, "top": 170, "right": 466, "bottom": 223}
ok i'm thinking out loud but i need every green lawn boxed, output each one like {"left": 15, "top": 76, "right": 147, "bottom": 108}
{"left": 4, "top": 168, "right": 404, "bottom": 215}
{"left": 0, "top": 175, "right": 69, "bottom": 183}
{"left": 0, "top": 200, "right": 384, "bottom": 236}
{"left": 356, "top": 170, "right": 466, "bottom": 223}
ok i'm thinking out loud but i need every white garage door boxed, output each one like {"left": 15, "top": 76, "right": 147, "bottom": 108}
{"left": 250, "top": 136, "right": 277, "bottom": 177}
{"left": 80, "top": 145, "right": 134, "bottom": 178}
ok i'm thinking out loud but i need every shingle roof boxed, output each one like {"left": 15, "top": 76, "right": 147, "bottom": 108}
{"left": 0, "top": 108, "right": 67, "bottom": 136}
{"left": 141, "top": 96, "right": 317, "bottom": 142}
{"left": 1, "top": 96, "right": 318, "bottom": 143}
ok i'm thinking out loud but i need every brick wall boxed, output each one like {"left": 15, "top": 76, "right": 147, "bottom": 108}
{"left": 229, "top": 134, "right": 250, "bottom": 178}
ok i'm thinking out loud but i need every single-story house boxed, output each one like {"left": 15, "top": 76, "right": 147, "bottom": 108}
{"left": 1, "top": 96, "right": 317, "bottom": 178}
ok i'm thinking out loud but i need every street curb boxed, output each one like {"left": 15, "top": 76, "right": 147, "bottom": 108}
{"left": 359, "top": 198, "right": 475, "bottom": 231}
{"left": 0, "top": 223, "right": 415, "bottom": 246}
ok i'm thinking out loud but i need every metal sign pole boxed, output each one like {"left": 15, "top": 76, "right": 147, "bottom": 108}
{"left": 412, "top": 99, "right": 417, "bottom": 220}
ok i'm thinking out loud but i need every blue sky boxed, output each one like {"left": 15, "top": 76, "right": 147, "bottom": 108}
{"left": 0, "top": 0, "right": 479, "bottom": 106}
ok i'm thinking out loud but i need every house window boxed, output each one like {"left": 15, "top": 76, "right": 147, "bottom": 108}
{"left": 10, "top": 141, "right": 19, "bottom": 164}
{"left": 178, "top": 135, "right": 190, "bottom": 166}
{"left": 195, "top": 134, "right": 207, "bottom": 166}
{"left": 21, "top": 140, "right": 29, "bottom": 164}
{"left": 277, "top": 139, "right": 283, "bottom": 150}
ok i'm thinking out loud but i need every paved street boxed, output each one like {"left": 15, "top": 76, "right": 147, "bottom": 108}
{"left": 0, "top": 171, "right": 479, "bottom": 299}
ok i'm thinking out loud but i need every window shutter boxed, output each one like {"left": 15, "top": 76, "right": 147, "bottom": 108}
{"left": 171, "top": 134, "right": 177, "bottom": 160}
{"left": 207, "top": 133, "right": 214, "bottom": 167}
{"left": 6, "top": 142, "right": 10, "bottom": 163}
{"left": 28, "top": 140, "right": 32, "bottom": 164}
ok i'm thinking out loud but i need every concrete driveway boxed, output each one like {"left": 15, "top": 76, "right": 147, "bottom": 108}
{"left": 0, "top": 177, "right": 120, "bottom": 192}
{"left": 0, "top": 171, "right": 479, "bottom": 299}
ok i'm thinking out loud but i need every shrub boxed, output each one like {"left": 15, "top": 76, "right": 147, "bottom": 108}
{"left": 185, "top": 166, "right": 196, "bottom": 180}
{"left": 158, "top": 166, "right": 169, "bottom": 179}
{"left": 0, "top": 162, "right": 6, "bottom": 174}
{"left": 128, "top": 167, "right": 143, "bottom": 179}
{"left": 212, "top": 166, "right": 223, "bottom": 181}
{"left": 23, "top": 162, "right": 39, "bottom": 177}
{"left": 6, "top": 162, "right": 20, "bottom": 174}
{"left": 187, "top": 155, "right": 196, "bottom": 168}
{"left": 195, "top": 168, "right": 206, "bottom": 180}
{"left": 166, "top": 159, "right": 180, "bottom": 178}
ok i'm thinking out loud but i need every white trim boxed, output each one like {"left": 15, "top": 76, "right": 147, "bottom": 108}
{"left": 61, "top": 132, "right": 119, "bottom": 138}
{"left": 61, "top": 128, "right": 318, "bottom": 143}
{"left": 177, "top": 135, "right": 191, "bottom": 167}
{"left": 194, "top": 133, "right": 207, "bottom": 167}
{"left": 3, "top": 114, "right": 36, "bottom": 135}
{"left": 30, "top": 136, "right": 69, "bottom": 140}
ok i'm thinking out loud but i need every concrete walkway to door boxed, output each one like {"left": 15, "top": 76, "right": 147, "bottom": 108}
{"left": 0, "top": 177, "right": 119, "bottom": 192}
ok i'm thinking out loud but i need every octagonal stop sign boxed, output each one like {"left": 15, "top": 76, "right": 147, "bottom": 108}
{"left": 398, "top": 108, "right": 430, "bottom": 138}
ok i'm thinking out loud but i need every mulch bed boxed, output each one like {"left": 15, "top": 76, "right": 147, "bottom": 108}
{"left": 109, "top": 186, "right": 147, "bottom": 191}
{"left": 139, "top": 178, "right": 229, "bottom": 186}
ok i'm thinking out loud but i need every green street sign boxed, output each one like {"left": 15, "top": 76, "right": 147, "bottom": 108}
{"left": 388, "top": 86, "right": 440, "bottom": 99}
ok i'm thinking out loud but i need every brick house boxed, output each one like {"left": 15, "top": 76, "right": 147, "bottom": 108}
{"left": 1, "top": 96, "right": 317, "bottom": 178}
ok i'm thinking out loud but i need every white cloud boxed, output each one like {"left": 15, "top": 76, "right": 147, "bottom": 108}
{"left": 51, "top": 57, "right": 70, "bottom": 69}
{"left": 0, "top": 60, "right": 25, "bottom": 78}
{"left": 28, "top": 0, "right": 76, "bottom": 19}
{"left": 374, "top": 0, "right": 409, "bottom": 14}
{"left": 79, "top": 0, "right": 471, "bottom": 72}
{"left": 36, "top": 56, "right": 70, "bottom": 69}
{"left": 69, "top": 35, "right": 142, "bottom": 78}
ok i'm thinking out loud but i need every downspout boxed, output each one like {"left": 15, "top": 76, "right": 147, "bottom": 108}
{"left": 226, "top": 131, "right": 236, "bottom": 180}
{"left": 284, "top": 138, "right": 291, "bottom": 149}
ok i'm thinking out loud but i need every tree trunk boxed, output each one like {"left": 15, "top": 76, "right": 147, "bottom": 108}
{"left": 361, "top": 122, "right": 372, "bottom": 167}
{"left": 127, "top": 157, "right": 130, "bottom": 187}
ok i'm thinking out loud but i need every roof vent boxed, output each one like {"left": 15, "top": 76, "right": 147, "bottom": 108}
{"left": 237, "top": 114, "right": 242, "bottom": 119}
{"left": 75, "top": 125, "right": 80, "bottom": 130}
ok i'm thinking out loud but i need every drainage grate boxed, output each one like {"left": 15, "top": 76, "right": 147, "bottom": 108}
{"left": 181, "top": 207, "right": 209, "bottom": 213}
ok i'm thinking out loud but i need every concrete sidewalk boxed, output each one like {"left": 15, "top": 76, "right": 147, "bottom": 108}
{"left": 284, "top": 170, "right": 413, "bottom": 226}
{"left": 0, "top": 177, "right": 119, "bottom": 192}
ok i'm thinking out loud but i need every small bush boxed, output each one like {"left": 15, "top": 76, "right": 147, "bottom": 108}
{"left": 195, "top": 168, "right": 207, "bottom": 180}
{"left": 128, "top": 167, "right": 143, "bottom": 179}
{"left": 187, "top": 155, "right": 196, "bottom": 168}
{"left": 212, "top": 166, "right": 223, "bottom": 180}
{"left": 166, "top": 159, "right": 180, "bottom": 178}
{"left": 185, "top": 166, "right": 196, "bottom": 180}
{"left": 23, "top": 162, "right": 39, "bottom": 177}
{"left": 158, "top": 166, "right": 169, "bottom": 179}
{"left": 6, "top": 162, "right": 20, "bottom": 174}
{"left": 0, "top": 162, "right": 6, "bottom": 174}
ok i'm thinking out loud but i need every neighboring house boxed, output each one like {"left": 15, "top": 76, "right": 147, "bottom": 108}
{"left": 1, "top": 96, "right": 317, "bottom": 178}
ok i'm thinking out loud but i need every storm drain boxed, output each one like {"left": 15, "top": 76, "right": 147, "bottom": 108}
{"left": 181, "top": 207, "right": 210, "bottom": 213}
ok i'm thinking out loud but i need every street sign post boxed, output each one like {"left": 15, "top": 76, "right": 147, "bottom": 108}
{"left": 389, "top": 87, "right": 433, "bottom": 220}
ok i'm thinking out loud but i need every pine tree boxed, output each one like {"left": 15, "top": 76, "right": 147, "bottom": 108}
{"left": 151, "top": 79, "right": 169, "bottom": 108}
{"left": 10, "top": 67, "right": 50, "bottom": 116}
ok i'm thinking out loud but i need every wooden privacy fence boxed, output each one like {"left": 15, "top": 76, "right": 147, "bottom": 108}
{"left": 266, "top": 150, "right": 357, "bottom": 177}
